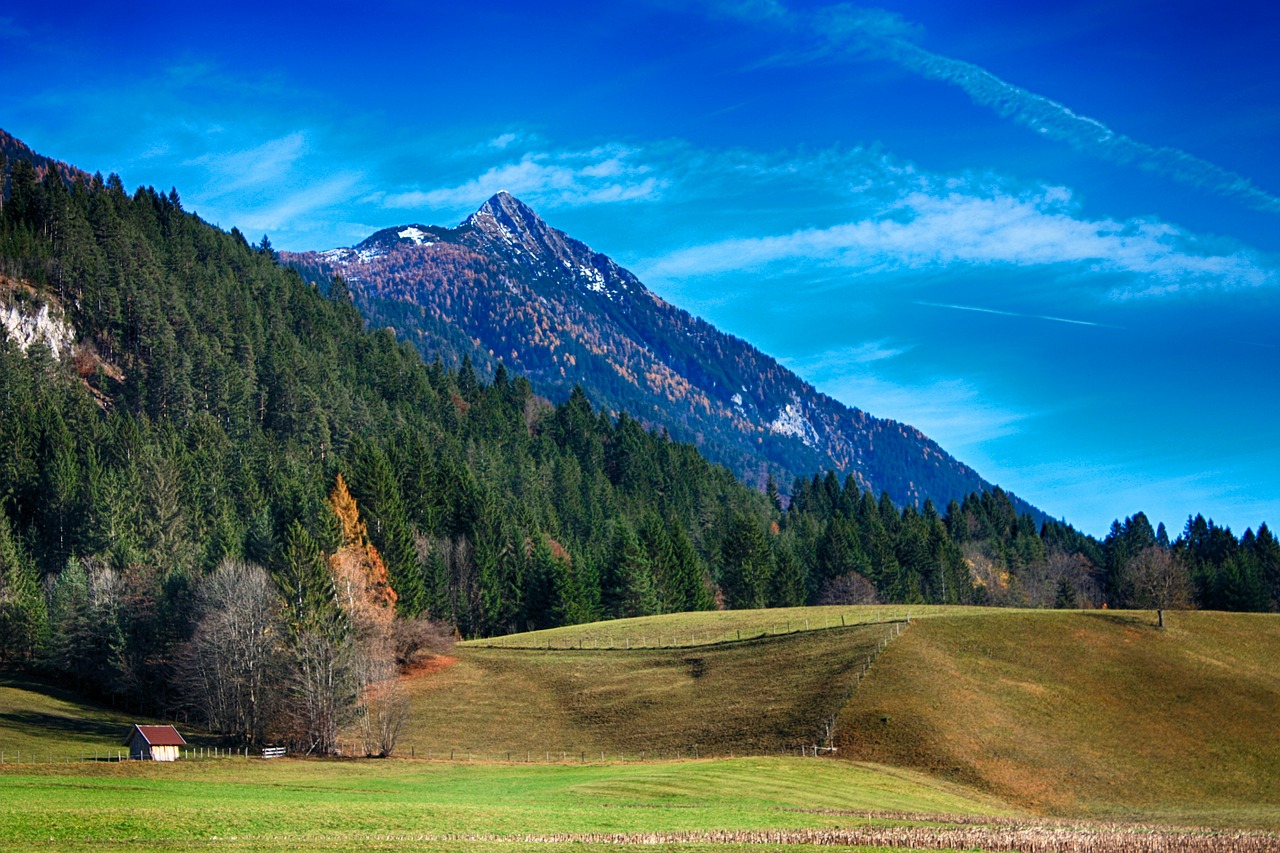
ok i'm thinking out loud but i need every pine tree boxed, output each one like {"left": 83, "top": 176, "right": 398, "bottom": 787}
{"left": 0, "top": 511, "right": 46, "bottom": 664}
{"left": 719, "top": 514, "right": 773, "bottom": 610}
{"left": 602, "top": 520, "right": 658, "bottom": 618}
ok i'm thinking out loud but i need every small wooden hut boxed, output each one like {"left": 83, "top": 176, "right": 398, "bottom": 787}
{"left": 124, "top": 724, "right": 187, "bottom": 761}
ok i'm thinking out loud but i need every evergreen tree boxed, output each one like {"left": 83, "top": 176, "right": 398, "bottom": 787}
{"left": 718, "top": 514, "right": 773, "bottom": 610}
{"left": 0, "top": 510, "right": 45, "bottom": 664}
{"left": 602, "top": 519, "right": 658, "bottom": 618}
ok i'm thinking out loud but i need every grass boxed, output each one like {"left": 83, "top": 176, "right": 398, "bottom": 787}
{"left": 4, "top": 605, "right": 1280, "bottom": 846}
{"left": 0, "top": 672, "right": 219, "bottom": 761}
{"left": 400, "top": 622, "right": 893, "bottom": 758}
{"left": 838, "top": 608, "right": 1280, "bottom": 829}
{"left": 463, "top": 604, "right": 984, "bottom": 649}
{"left": 0, "top": 755, "right": 1014, "bottom": 851}
{"left": 426, "top": 606, "right": 1280, "bottom": 830}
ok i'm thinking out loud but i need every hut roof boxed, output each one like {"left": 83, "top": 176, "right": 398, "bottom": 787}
{"left": 125, "top": 724, "right": 187, "bottom": 747}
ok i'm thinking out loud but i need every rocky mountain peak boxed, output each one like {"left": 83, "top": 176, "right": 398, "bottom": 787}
{"left": 462, "top": 192, "right": 579, "bottom": 266}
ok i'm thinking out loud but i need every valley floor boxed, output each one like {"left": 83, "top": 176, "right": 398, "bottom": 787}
{"left": 0, "top": 756, "right": 1273, "bottom": 852}
{"left": 4, "top": 606, "right": 1279, "bottom": 850}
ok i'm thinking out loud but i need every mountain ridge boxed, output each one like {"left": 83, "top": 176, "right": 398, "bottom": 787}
{"left": 286, "top": 192, "right": 1048, "bottom": 523}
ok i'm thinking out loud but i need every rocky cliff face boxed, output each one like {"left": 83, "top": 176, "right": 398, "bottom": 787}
{"left": 1, "top": 285, "right": 75, "bottom": 360}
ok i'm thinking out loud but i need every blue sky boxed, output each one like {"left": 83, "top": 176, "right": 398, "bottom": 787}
{"left": 3, "top": 0, "right": 1276, "bottom": 537}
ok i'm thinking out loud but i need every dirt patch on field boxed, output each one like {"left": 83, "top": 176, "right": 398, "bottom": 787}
{"left": 400, "top": 655, "right": 458, "bottom": 680}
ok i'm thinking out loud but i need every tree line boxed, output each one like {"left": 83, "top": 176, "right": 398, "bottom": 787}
{"left": 0, "top": 153, "right": 1275, "bottom": 751}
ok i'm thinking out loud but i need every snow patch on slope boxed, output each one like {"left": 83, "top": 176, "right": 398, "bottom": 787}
{"left": 769, "top": 398, "right": 820, "bottom": 448}
{"left": 398, "top": 226, "right": 433, "bottom": 245}
{"left": 319, "top": 248, "right": 355, "bottom": 264}
{"left": 578, "top": 264, "right": 608, "bottom": 294}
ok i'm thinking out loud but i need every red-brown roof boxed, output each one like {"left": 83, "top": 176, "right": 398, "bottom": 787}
{"left": 126, "top": 725, "right": 187, "bottom": 746}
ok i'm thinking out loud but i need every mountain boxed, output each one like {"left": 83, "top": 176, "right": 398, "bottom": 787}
{"left": 0, "top": 128, "right": 89, "bottom": 187}
{"left": 286, "top": 192, "right": 1046, "bottom": 521}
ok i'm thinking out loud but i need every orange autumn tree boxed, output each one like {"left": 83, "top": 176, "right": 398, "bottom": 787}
{"left": 327, "top": 474, "right": 408, "bottom": 757}
{"left": 327, "top": 473, "right": 397, "bottom": 634}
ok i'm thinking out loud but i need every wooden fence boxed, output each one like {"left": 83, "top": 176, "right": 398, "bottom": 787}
{"left": 0, "top": 745, "right": 265, "bottom": 763}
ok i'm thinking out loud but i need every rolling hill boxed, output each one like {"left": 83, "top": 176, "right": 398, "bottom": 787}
{"left": 2, "top": 601, "right": 1280, "bottom": 835}
{"left": 396, "top": 606, "right": 1280, "bottom": 829}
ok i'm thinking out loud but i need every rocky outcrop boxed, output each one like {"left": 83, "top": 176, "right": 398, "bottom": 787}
{"left": 1, "top": 293, "right": 76, "bottom": 360}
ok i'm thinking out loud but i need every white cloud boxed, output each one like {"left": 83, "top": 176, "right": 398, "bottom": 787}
{"left": 384, "top": 147, "right": 666, "bottom": 214}
{"left": 185, "top": 132, "right": 308, "bottom": 196}
{"left": 637, "top": 182, "right": 1277, "bottom": 296}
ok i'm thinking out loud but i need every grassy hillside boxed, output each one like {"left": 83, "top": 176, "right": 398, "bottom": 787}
{"left": 465, "top": 605, "right": 927, "bottom": 649}
{"left": 5, "top": 605, "right": 1279, "bottom": 838}
{"left": 0, "top": 673, "right": 216, "bottom": 760}
{"left": 419, "top": 606, "right": 1280, "bottom": 829}
{"left": 838, "top": 609, "right": 1280, "bottom": 828}
{"left": 402, "top": 622, "right": 894, "bottom": 758}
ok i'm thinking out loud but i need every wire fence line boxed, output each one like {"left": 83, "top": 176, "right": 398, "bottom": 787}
{"left": 0, "top": 742, "right": 858, "bottom": 765}
{"left": 471, "top": 615, "right": 912, "bottom": 651}
{"left": 0, "top": 745, "right": 260, "bottom": 763}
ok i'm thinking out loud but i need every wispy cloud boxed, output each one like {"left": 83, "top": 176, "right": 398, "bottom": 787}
{"left": 774, "top": 342, "right": 1027, "bottom": 454}
{"left": 780, "top": 340, "right": 912, "bottom": 373}
{"left": 385, "top": 147, "right": 666, "bottom": 215}
{"left": 637, "top": 181, "right": 1277, "bottom": 296}
{"left": 820, "top": 370, "right": 1031, "bottom": 453}
{"left": 708, "top": 2, "right": 1280, "bottom": 214}
{"left": 489, "top": 132, "right": 520, "bottom": 150}
{"left": 185, "top": 132, "right": 308, "bottom": 196}
{"left": 229, "top": 174, "right": 363, "bottom": 234}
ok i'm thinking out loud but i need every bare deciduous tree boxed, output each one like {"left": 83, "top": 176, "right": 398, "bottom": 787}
{"left": 817, "top": 572, "right": 880, "bottom": 605}
{"left": 390, "top": 616, "right": 457, "bottom": 668}
{"left": 354, "top": 645, "right": 405, "bottom": 758}
{"left": 287, "top": 621, "right": 358, "bottom": 755}
{"left": 1125, "top": 545, "right": 1193, "bottom": 628}
{"left": 179, "top": 559, "right": 282, "bottom": 744}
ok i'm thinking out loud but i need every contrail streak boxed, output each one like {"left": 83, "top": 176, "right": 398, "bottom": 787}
{"left": 915, "top": 301, "right": 1123, "bottom": 329}
{"left": 881, "top": 37, "right": 1280, "bottom": 214}
{"left": 712, "top": 1, "right": 1280, "bottom": 214}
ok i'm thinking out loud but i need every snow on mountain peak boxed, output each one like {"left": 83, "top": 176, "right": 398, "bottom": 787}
{"left": 397, "top": 226, "right": 432, "bottom": 245}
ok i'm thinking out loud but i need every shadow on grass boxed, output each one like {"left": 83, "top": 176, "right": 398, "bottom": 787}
{"left": 1077, "top": 610, "right": 1160, "bottom": 630}
{"left": 0, "top": 710, "right": 127, "bottom": 741}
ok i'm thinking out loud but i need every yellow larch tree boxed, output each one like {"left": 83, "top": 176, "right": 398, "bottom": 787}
{"left": 327, "top": 473, "right": 397, "bottom": 635}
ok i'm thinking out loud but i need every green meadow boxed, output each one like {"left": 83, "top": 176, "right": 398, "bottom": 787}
{"left": 0, "top": 755, "right": 1009, "bottom": 851}
{"left": 3, "top": 605, "right": 1279, "bottom": 850}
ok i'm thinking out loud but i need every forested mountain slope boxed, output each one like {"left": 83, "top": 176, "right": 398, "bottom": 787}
{"left": 285, "top": 192, "right": 1046, "bottom": 521}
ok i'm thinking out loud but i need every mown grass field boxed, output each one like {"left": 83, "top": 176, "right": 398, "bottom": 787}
{"left": 0, "top": 755, "right": 1015, "bottom": 851}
